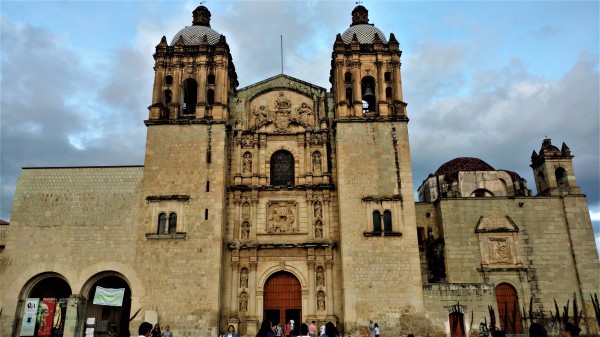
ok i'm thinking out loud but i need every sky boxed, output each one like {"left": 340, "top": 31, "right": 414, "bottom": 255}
{"left": 1, "top": 0, "right": 598, "bottom": 250}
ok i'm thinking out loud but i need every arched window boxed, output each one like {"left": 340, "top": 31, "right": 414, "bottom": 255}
{"left": 555, "top": 167, "right": 568, "bottom": 187}
{"left": 270, "top": 150, "right": 295, "bottom": 186}
{"left": 373, "top": 211, "right": 382, "bottom": 233}
{"left": 165, "top": 75, "right": 173, "bottom": 85}
{"left": 158, "top": 213, "right": 167, "bottom": 234}
{"left": 383, "top": 210, "right": 392, "bottom": 233}
{"left": 163, "top": 89, "right": 172, "bottom": 106}
{"left": 384, "top": 72, "right": 391, "bottom": 82}
{"left": 344, "top": 72, "right": 352, "bottom": 83}
{"left": 472, "top": 189, "right": 494, "bottom": 197}
{"left": 361, "top": 76, "right": 376, "bottom": 112}
{"left": 183, "top": 78, "right": 197, "bottom": 115}
{"left": 207, "top": 89, "right": 215, "bottom": 105}
{"left": 385, "top": 87, "right": 392, "bottom": 101}
{"left": 345, "top": 88, "right": 353, "bottom": 102}
{"left": 207, "top": 74, "right": 216, "bottom": 85}
{"left": 168, "top": 213, "right": 177, "bottom": 234}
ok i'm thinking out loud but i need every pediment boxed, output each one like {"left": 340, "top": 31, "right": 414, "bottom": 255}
{"left": 247, "top": 90, "right": 316, "bottom": 132}
{"left": 475, "top": 211, "right": 519, "bottom": 233}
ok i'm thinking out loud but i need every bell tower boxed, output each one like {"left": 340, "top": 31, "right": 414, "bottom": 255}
{"left": 530, "top": 138, "right": 581, "bottom": 196}
{"left": 330, "top": 5, "right": 406, "bottom": 117}
{"left": 331, "top": 5, "right": 423, "bottom": 334}
{"left": 148, "top": 5, "right": 238, "bottom": 121}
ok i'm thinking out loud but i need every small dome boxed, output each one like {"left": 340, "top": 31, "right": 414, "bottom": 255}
{"left": 341, "top": 25, "right": 388, "bottom": 44}
{"left": 171, "top": 26, "right": 222, "bottom": 46}
{"left": 434, "top": 157, "right": 495, "bottom": 182}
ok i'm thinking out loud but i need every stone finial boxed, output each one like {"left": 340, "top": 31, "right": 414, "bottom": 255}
{"left": 192, "top": 5, "right": 211, "bottom": 27}
{"left": 351, "top": 5, "right": 369, "bottom": 26}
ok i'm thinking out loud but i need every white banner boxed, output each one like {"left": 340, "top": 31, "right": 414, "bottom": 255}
{"left": 20, "top": 298, "right": 39, "bottom": 336}
{"left": 92, "top": 286, "right": 125, "bottom": 306}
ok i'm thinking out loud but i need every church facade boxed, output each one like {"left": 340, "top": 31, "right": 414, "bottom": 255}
{"left": 1, "top": 5, "right": 598, "bottom": 337}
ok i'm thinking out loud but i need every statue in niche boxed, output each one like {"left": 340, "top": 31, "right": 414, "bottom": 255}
{"left": 266, "top": 202, "right": 297, "bottom": 233}
{"left": 241, "top": 221, "right": 250, "bottom": 239}
{"left": 240, "top": 268, "right": 248, "bottom": 288}
{"left": 317, "top": 292, "right": 325, "bottom": 311}
{"left": 312, "top": 152, "right": 322, "bottom": 173}
{"left": 316, "top": 267, "right": 325, "bottom": 287}
{"left": 314, "top": 201, "right": 322, "bottom": 219}
{"left": 253, "top": 104, "right": 268, "bottom": 124}
{"left": 243, "top": 152, "right": 252, "bottom": 173}
{"left": 297, "top": 102, "right": 313, "bottom": 125}
{"left": 239, "top": 292, "right": 248, "bottom": 312}
{"left": 314, "top": 220, "right": 323, "bottom": 238}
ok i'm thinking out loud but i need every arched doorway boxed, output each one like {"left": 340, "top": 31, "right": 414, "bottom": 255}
{"left": 263, "top": 271, "right": 301, "bottom": 335}
{"left": 449, "top": 312, "right": 465, "bottom": 337}
{"left": 84, "top": 273, "right": 132, "bottom": 337}
{"left": 17, "top": 273, "right": 72, "bottom": 337}
{"left": 495, "top": 283, "right": 523, "bottom": 334}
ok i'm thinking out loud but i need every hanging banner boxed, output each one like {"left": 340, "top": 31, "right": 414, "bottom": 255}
{"left": 52, "top": 298, "right": 68, "bottom": 336}
{"left": 20, "top": 298, "right": 39, "bottom": 336}
{"left": 37, "top": 298, "right": 56, "bottom": 336}
{"left": 93, "top": 286, "right": 125, "bottom": 306}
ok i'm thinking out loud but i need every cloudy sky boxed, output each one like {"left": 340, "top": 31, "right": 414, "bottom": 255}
{"left": 1, "top": 0, "right": 598, "bottom": 249}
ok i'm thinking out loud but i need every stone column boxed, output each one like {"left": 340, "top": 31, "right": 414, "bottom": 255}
{"left": 307, "top": 260, "right": 316, "bottom": 315}
{"left": 336, "top": 62, "right": 345, "bottom": 104}
{"left": 171, "top": 66, "right": 183, "bottom": 118}
{"left": 392, "top": 61, "right": 403, "bottom": 102}
{"left": 63, "top": 295, "right": 82, "bottom": 337}
{"left": 352, "top": 62, "right": 361, "bottom": 115}
{"left": 249, "top": 260, "right": 258, "bottom": 318}
{"left": 325, "top": 260, "right": 334, "bottom": 318}
{"left": 231, "top": 261, "right": 240, "bottom": 318}
{"left": 376, "top": 61, "right": 385, "bottom": 103}
{"left": 152, "top": 66, "right": 164, "bottom": 105}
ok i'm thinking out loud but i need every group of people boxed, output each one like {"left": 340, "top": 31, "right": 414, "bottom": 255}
{"left": 137, "top": 322, "right": 174, "bottom": 337}
{"left": 137, "top": 319, "right": 582, "bottom": 337}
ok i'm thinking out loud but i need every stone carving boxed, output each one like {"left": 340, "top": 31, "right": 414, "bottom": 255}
{"left": 266, "top": 201, "right": 298, "bottom": 233}
{"left": 253, "top": 104, "right": 268, "bottom": 125}
{"left": 240, "top": 268, "right": 248, "bottom": 288}
{"left": 489, "top": 238, "right": 512, "bottom": 263}
{"left": 241, "top": 221, "right": 250, "bottom": 239}
{"left": 243, "top": 152, "right": 252, "bottom": 173}
{"left": 314, "top": 220, "right": 323, "bottom": 238}
{"left": 297, "top": 102, "right": 313, "bottom": 125}
{"left": 274, "top": 92, "right": 292, "bottom": 132}
{"left": 239, "top": 292, "right": 248, "bottom": 312}
{"left": 312, "top": 152, "right": 322, "bottom": 173}
{"left": 314, "top": 201, "right": 322, "bottom": 219}
{"left": 242, "top": 134, "right": 254, "bottom": 148}
{"left": 316, "top": 267, "right": 325, "bottom": 286}
{"left": 476, "top": 211, "right": 518, "bottom": 233}
{"left": 317, "top": 291, "right": 325, "bottom": 311}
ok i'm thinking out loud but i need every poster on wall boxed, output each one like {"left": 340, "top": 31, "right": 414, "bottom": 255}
{"left": 52, "top": 298, "right": 68, "bottom": 336}
{"left": 20, "top": 298, "right": 39, "bottom": 336}
{"left": 37, "top": 298, "right": 56, "bottom": 336}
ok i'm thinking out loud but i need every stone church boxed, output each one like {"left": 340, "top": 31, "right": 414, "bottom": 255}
{"left": 1, "top": 5, "right": 598, "bottom": 337}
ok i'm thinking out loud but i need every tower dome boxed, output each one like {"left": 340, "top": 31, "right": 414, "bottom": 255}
{"left": 434, "top": 157, "right": 495, "bottom": 182}
{"left": 341, "top": 5, "right": 388, "bottom": 44}
{"left": 171, "top": 6, "right": 222, "bottom": 45}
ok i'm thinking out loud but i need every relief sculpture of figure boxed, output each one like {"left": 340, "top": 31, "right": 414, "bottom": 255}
{"left": 314, "top": 220, "right": 323, "bottom": 238}
{"left": 317, "top": 293, "right": 325, "bottom": 311}
{"left": 312, "top": 152, "right": 322, "bottom": 173}
{"left": 316, "top": 267, "right": 325, "bottom": 287}
{"left": 297, "top": 102, "right": 313, "bottom": 125}
{"left": 240, "top": 269, "right": 248, "bottom": 288}
{"left": 241, "top": 221, "right": 250, "bottom": 239}
{"left": 243, "top": 153, "right": 252, "bottom": 173}
{"left": 239, "top": 293, "right": 248, "bottom": 312}
{"left": 253, "top": 104, "right": 268, "bottom": 124}
{"left": 314, "top": 201, "right": 322, "bottom": 219}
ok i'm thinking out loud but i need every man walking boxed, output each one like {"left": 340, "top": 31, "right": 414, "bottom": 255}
{"left": 309, "top": 321, "right": 317, "bottom": 337}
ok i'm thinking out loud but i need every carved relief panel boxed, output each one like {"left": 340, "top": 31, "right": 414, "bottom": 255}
{"left": 249, "top": 91, "right": 316, "bottom": 131}
{"left": 265, "top": 201, "right": 298, "bottom": 233}
{"left": 475, "top": 211, "right": 520, "bottom": 268}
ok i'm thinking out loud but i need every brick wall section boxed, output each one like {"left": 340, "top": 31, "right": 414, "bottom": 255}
{"left": 335, "top": 121, "right": 423, "bottom": 337}
{"left": 137, "top": 123, "right": 228, "bottom": 337}
{"left": 0, "top": 166, "right": 143, "bottom": 335}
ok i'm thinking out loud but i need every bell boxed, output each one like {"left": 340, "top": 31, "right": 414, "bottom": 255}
{"left": 363, "top": 85, "right": 375, "bottom": 98}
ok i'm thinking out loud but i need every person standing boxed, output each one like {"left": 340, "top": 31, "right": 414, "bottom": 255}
{"left": 320, "top": 323, "right": 325, "bottom": 337}
{"left": 275, "top": 323, "right": 283, "bottom": 337}
{"left": 257, "top": 320, "right": 275, "bottom": 337}
{"left": 151, "top": 324, "right": 162, "bottom": 337}
{"left": 225, "top": 325, "right": 238, "bottom": 337}
{"left": 309, "top": 321, "right": 317, "bottom": 337}
{"left": 285, "top": 321, "right": 292, "bottom": 337}
{"left": 162, "top": 324, "right": 174, "bottom": 337}
{"left": 138, "top": 322, "right": 153, "bottom": 337}
{"left": 374, "top": 323, "right": 380, "bottom": 337}
{"left": 368, "top": 321, "right": 375, "bottom": 337}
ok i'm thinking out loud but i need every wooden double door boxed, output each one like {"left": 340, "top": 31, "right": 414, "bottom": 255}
{"left": 263, "top": 271, "right": 302, "bottom": 334}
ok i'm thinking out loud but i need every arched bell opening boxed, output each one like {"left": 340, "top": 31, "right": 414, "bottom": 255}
{"left": 361, "top": 76, "right": 376, "bottom": 113}
{"left": 182, "top": 78, "right": 198, "bottom": 115}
